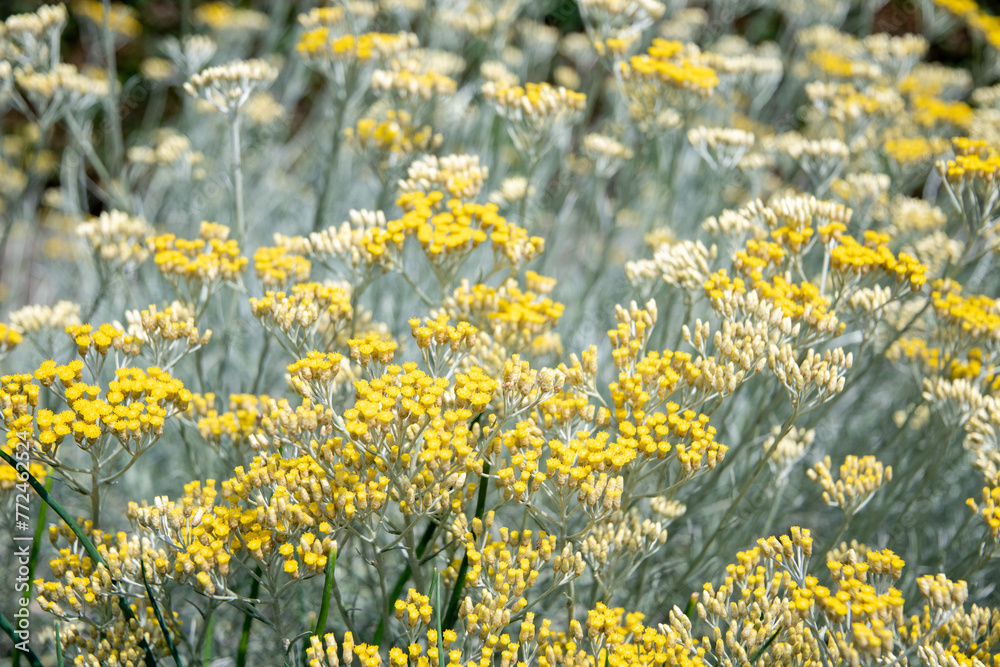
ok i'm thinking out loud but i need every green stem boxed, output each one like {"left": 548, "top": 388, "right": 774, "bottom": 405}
{"left": 312, "top": 90, "right": 348, "bottom": 233}
{"left": 443, "top": 461, "right": 490, "bottom": 631}
{"left": 681, "top": 411, "right": 797, "bottom": 588}
{"left": 433, "top": 570, "right": 444, "bottom": 661}
{"left": 314, "top": 545, "right": 339, "bottom": 636}
{"left": 373, "top": 520, "right": 438, "bottom": 645}
{"left": 231, "top": 112, "right": 246, "bottom": 243}
{"left": 236, "top": 567, "right": 262, "bottom": 667}
{"left": 202, "top": 610, "right": 215, "bottom": 665}
{"left": 13, "top": 475, "right": 54, "bottom": 667}
{"left": 141, "top": 554, "right": 182, "bottom": 666}
{"left": 55, "top": 622, "right": 64, "bottom": 667}
{"left": 0, "top": 612, "right": 44, "bottom": 667}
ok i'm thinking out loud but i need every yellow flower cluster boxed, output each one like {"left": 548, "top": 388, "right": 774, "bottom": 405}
{"left": 691, "top": 527, "right": 989, "bottom": 667}
{"left": 0, "top": 322, "right": 21, "bottom": 357}
{"left": 250, "top": 281, "right": 354, "bottom": 354}
{"left": 32, "top": 364, "right": 189, "bottom": 451}
{"left": 967, "top": 470, "right": 1000, "bottom": 540}
{"left": 394, "top": 588, "right": 433, "bottom": 629}
{"left": 883, "top": 135, "right": 950, "bottom": 165}
{"left": 130, "top": 458, "right": 339, "bottom": 597}
{"left": 348, "top": 331, "right": 397, "bottom": 370}
{"left": 148, "top": 223, "right": 248, "bottom": 308}
{"left": 584, "top": 605, "right": 663, "bottom": 663}
{"left": 254, "top": 245, "right": 312, "bottom": 287}
{"left": 410, "top": 314, "right": 478, "bottom": 376}
{"left": 123, "top": 303, "right": 212, "bottom": 370}
{"left": 372, "top": 59, "right": 457, "bottom": 100}
{"left": 912, "top": 95, "right": 974, "bottom": 129}
{"left": 939, "top": 145, "right": 1000, "bottom": 185}
{"left": 287, "top": 351, "right": 344, "bottom": 407}
{"left": 296, "top": 29, "right": 418, "bottom": 62}
{"left": 932, "top": 0, "right": 1000, "bottom": 51}
{"left": 713, "top": 197, "right": 927, "bottom": 328}
{"left": 64, "top": 322, "right": 141, "bottom": 358}
{"left": 193, "top": 1, "right": 268, "bottom": 32}
{"left": 409, "top": 314, "right": 477, "bottom": 352}
{"left": 352, "top": 191, "right": 543, "bottom": 285}
{"left": 345, "top": 109, "right": 442, "bottom": 157}
{"left": 807, "top": 454, "right": 892, "bottom": 515}
{"left": 72, "top": 0, "right": 141, "bottom": 38}
{"left": 345, "top": 361, "right": 448, "bottom": 442}
{"left": 932, "top": 282, "right": 1000, "bottom": 343}
{"left": 459, "top": 528, "right": 583, "bottom": 655}
{"left": 481, "top": 81, "right": 587, "bottom": 121}
{"left": 35, "top": 523, "right": 179, "bottom": 664}
{"left": 447, "top": 277, "right": 563, "bottom": 356}
{"left": 306, "top": 632, "right": 384, "bottom": 667}
{"left": 888, "top": 280, "right": 1000, "bottom": 392}
{"left": 620, "top": 39, "right": 719, "bottom": 97}
{"left": 807, "top": 49, "right": 882, "bottom": 80}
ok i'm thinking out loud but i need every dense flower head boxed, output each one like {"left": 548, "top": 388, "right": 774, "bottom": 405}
{"left": 482, "top": 80, "right": 586, "bottom": 121}
{"left": 77, "top": 210, "right": 152, "bottom": 264}
{"left": 184, "top": 59, "right": 278, "bottom": 115}
{"left": 148, "top": 224, "right": 248, "bottom": 284}
{"left": 72, "top": 0, "right": 141, "bottom": 39}
{"left": 121, "top": 304, "right": 212, "bottom": 369}
{"left": 250, "top": 282, "right": 354, "bottom": 354}
{"left": 620, "top": 39, "right": 719, "bottom": 96}
{"left": 807, "top": 454, "right": 892, "bottom": 515}
{"left": 0, "top": 4, "right": 67, "bottom": 68}
{"left": 254, "top": 245, "right": 312, "bottom": 287}
{"left": 63, "top": 323, "right": 141, "bottom": 358}
{"left": 0, "top": 323, "right": 22, "bottom": 357}
{"left": 192, "top": 1, "right": 268, "bottom": 32}
{"left": 344, "top": 109, "right": 442, "bottom": 157}
{"left": 296, "top": 30, "right": 417, "bottom": 62}
{"left": 398, "top": 154, "right": 490, "bottom": 199}
{"left": 446, "top": 277, "right": 563, "bottom": 356}
{"left": 372, "top": 58, "right": 457, "bottom": 100}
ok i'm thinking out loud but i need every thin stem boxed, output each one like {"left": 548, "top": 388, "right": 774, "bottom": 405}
{"left": 101, "top": 0, "right": 125, "bottom": 182}
{"left": 231, "top": 112, "right": 246, "bottom": 243}
{"left": 312, "top": 89, "right": 348, "bottom": 233}
{"left": 681, "top": 410, "right": 798, "bottom": 587}
{"left": 90, "top": 451, "right": 101, "bottom": 528}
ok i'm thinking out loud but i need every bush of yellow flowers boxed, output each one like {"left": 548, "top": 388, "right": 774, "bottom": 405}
{"left": 1, "top": 0, "right": 999, "bottom": 664}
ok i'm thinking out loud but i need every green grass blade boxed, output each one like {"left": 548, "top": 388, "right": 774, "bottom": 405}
{"left": 443, "top": 461, "right": 490, "bottom": 631}
{"left": 683, "top": 592, "right": 697, "bottom": 620}
{"left": 749, "top": 629, "right": 781, "bottom": 664}
{"left": 314, "top": 544, "right": 339, "bottom": 636}
{"left": 433, "top": 570, "right": 444, "bottom": 662}
{"left": 12, "top": 475, "right": 51, "bottom": 667}
{"left": 0, "top": 611, "right": 44, "bottom": 667}
{"left": 55, "top": 621, "right": 64, "bottom": 667}
{"left": 0, "top": 448, "right": 159, "bottom": 667}
{"left": 141, "top": 553, "right": 182, "bottom": 666}
{"left": 202, "top": 610, "right": 215, "bottom": 666}
{"left": 374, "top": 519, "right": 437, "bottom": 645}
{"left": 236, "top": 567, "right": 262, "bottom": 667}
